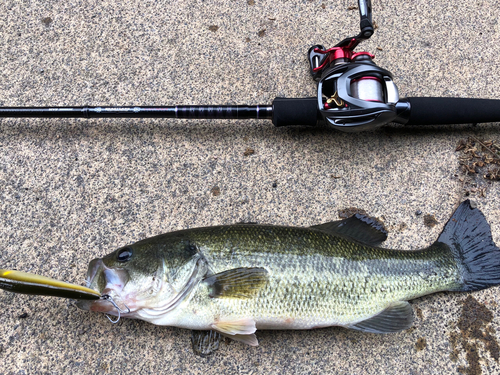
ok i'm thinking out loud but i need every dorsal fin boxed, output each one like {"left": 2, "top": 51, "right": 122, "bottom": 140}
{"left": 310, "top": 214, "right": 387, "bottom": 246}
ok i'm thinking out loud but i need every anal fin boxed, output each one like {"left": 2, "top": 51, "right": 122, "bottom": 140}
{"left": 348, "top": 301, "right": 414, "bottom": 334}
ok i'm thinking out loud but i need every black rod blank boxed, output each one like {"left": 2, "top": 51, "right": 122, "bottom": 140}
{"left": 0, "top": 105, "right": 273, "bottom": 119}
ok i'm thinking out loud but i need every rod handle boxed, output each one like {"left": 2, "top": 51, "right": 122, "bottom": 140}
{"left": 272, "top": 97, "right": 318, "bottom": 127}
{"left": 405, "top": 97, "right": 500, "bottom": 125}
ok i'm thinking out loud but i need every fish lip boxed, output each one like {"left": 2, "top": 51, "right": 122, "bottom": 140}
{"left": 85, "top": 258, "right": 104, "bottom": 289}
{"left": 76, "top": 297, "right": 131, "bottom": 316}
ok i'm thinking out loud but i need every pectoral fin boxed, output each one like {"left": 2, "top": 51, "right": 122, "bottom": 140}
{"left": 311, "top": 214, "right": 387, "bottom": 246}
{"left": 203, "top": 267, "right": 268, "bottom": 299}
{"left": 348, "top": 301, "right": 414, "bottom": 333}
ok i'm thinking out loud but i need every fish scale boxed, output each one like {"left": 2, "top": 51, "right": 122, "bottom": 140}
{"left": 175, "top": 225, "right": 460, "bottom": 329}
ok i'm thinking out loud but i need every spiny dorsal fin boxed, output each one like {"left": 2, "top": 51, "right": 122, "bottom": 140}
{"left": 204, "top": 267, "right": 268, "bottom": 299}
{"left": 310, "top": 214, "right": 387, "bottom": 246}
{"left": 191, "top": 330, "right": 223, "bottom": 357}
{"left": 348, "top": 301, "right": 414, "bottom": 333}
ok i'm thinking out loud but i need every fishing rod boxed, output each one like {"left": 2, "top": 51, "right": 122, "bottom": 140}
{"left": 1, "top": 0, "right": 499, "bottom": 132}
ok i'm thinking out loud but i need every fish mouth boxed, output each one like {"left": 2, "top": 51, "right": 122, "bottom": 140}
{"left": 76, "top": 258, "right": 130, "bottom": 315}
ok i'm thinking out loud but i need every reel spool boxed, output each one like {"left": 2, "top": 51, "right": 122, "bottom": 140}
{"left": 350, "top": 76, "right": 384, "bottom": 103}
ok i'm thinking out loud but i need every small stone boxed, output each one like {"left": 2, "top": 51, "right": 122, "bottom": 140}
{"left": 211, "top": 186, "right": 221, "bottom": 196}
{"left": 423, "top": 214, "right": 438, "bottom": 228}
{"left": 243, "top": 148, "right": 255, "bottom": 156}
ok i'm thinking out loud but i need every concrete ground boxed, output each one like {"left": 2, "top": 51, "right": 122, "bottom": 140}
{"left": 1, "top": 0, "right": 500, "bottom": 373}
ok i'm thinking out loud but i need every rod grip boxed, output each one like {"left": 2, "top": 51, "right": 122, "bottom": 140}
{"left": 272, "top": 97, "right": 318, "bottom": 127}
{"left": 406, "top": 97, "right": 500, "bottom": 125}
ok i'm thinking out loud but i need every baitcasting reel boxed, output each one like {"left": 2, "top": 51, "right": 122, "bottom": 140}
{"left": 306, "top": 0, "right": 403, "bottom": 131}
{"left": 1, "top": 0, "right": 500, "bottom": 132}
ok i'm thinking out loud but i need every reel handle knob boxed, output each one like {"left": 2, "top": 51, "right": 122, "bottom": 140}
{"left": 358, "top": 0, "right": 374, "bottom": 38}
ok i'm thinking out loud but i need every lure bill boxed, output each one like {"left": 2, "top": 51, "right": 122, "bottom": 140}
{"left": 0, "top": 269, "right": 100, "bottom": 300}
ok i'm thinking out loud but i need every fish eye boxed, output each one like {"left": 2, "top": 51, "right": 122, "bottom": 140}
{"left": 116, "top": 247, "right": 133, "bottom": 262}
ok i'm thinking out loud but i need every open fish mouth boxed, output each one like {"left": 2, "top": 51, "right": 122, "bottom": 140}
{"left": 76, "top": 259, "right": 131, "bottom": 315}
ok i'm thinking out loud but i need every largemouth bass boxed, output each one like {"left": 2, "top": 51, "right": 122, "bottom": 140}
{"left": 77, "top": 200, "right": 500, "bottom": 356}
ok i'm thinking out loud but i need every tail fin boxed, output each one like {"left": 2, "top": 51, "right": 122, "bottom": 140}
{"left": 438, "top": 200, "right": 500, "bottom": 292}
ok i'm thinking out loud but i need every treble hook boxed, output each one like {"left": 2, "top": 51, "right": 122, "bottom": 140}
{"left": 100, "top": 294, "right": 130, "bottom": 324}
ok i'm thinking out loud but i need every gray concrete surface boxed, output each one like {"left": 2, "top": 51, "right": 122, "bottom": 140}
{"left": 1, "top": 0, "right": 500, "bottom": 374}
